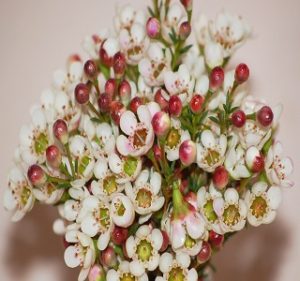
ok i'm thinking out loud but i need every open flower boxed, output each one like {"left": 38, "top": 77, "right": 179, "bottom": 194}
{"left": 64, "top": 230, "right": 96, "bottom": 281}
{"left": 83, "top": 29, "right": 108, "bottom": 59}
{"left": 182, "top": 45, "right": 206, "bottom": 78}
{"left": 109, "top": 153, "right": 142, "bottom": 184}
{"left": 125, "top": 169, "right": 165, "bottom": 224}
{"left": 265, "top": 142, "right": 294, "bottom": 188}
{"left": 53, "top": 60, "right": 83, "bottom": 95}
{"left": 156, "top": 252, "right": 198, "bottom": 281}
{"left": 217, "top": 188, "right": 247, "bottom": 233}
{"left": 19, "top": 107, "right": 53, "bottom": 166}
{"left": 91, "top": 157, "right": 125, "bottom": 198}
{"left": 165, "top": 118, "right": 190, "bottom": 161}
{"left": 111, "top": 193, "right": 135, "bottom": 227}
{"left": 119, "top": 23, "right": 150, "bottom": 65}
{"left": 117, "top": 106, "right": 154, "bottom": 157}
{"left": 197, "top": 184, "right": 223, "bottom": 234}
{"left": 164, "top": 64, "right": 195, "bottom": 104}
{"left": 79, "top": 195, "right": 113, "bottom": 250}
{"left": 33, "top": 181, "right": 64, "bottom": 205}
{"left": 165, "top": 183, "right": 206, "bottom": 251}
{"left": 196, "top": 130, "right": 227, "bottom": 173}
{"left": 208, "top": 11, "right": 251, "bottom": 58}
{"left": 114, "top": 4, "right": 146, "bottom": 32}
{"left": 69, "top": 135, "right": 95, "bottom": 182}
{"left": 139, "top": 42, "right": 171, "bottom": 87}
{"left": 160, "top": 1, "right": 187, "bottom": 43}
{"left": 126, "top": 225, "right": 163, "bottom": 276}
{"left": 245, "top": 182, "right": 282, "bottom": 227}
{"left": 238, "top": 96, "right": 282, "bottom": 150}
{"left": 3, "top": 166, "right": 35, "bottom": 222}
{"left": 107, "top": 261, "right": 148, "bottom": 281}
{"left": 225, "top": 133, "right": 250, "bottom": 179}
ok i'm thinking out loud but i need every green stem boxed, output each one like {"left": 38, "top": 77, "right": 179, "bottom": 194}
{"left": 88, "top": 101, "right": 102, "bottom": 120}
{"left": 47, "top": 176, "right": 70, "bottom": 185}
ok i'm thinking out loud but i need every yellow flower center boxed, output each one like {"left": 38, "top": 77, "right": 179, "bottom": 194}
{"left": 166, "top": 128, "right": 181, "bottom": 149}
{"left": 250, "top": 196, "right": 268, "bottom": 218}
{"left": 223, "top": 204, "right": 240, "bottom": 226}
{"left": 136, "top": 239, "right": 153, "bottom": 262}
{"left": 133, "top": 128, "right": 148, "bottom": 149}
{"left": 136, "top": 188, "right": 152, "bottom": 208}
{"left": 34, "top": 132, "right": 48, "bottom": 155}
{"left": 168, "top": 266, "right": 185, "bottom": 281}
{"left": 103, "top": 175, "right": 117, "bottom": 195}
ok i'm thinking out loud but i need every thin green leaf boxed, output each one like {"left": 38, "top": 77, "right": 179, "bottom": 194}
{"left": 147, "top": 6, "right": 155, "bottom": 17}
{"left": 209, "top": 116, "right": 220, "bottom": 124}
{"left": 179, "top": 44, "right": 193, "bottom": 54}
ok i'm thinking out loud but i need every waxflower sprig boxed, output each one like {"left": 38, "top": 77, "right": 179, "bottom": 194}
{"left": 3, "top": 0, "right": 294, "bottom": 281}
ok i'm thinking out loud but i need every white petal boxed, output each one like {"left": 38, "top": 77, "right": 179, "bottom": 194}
{"left": 120, "top": 111, "right": 138, "bottom": 135}
{"left": 224, "top": 188, "right": 239, "bottom": 204}
{"left": 187, "top": 268, "right": 198, "bottom": 281}
{"left": 150, "top": 172, "right": 162, "bottom": 195}
{"left": 201, "top": 130, "right": 215, "bottom": 148}
{"left": 176, "top": 252, "right": 190, "bottom": 268}
{"left": 151, "top": 229, "right": 163, "bottom": 250}
{"left": 117, "top": 135, "right": 133, "bottom": 156}
{"left": 267, "top": 186, "right": 282, "bottom": 210}
{"left": 126, "top": 236, "right": 136, "bottom": 258}
{"left": 81, "top": 216, "right": 98, "bottom": 237}
{"left": 135, "top": 169, "right": 150, "bottom": 187}
{"left": 136, "top": 225, "right": 151, "bottom": 238}
{"left": 137, "top": 105, "right": 151, "bottom": 126}
{"left": 130, "top": 260, "right": 145, "bottom": 277}
{"left": 148, "top": 254, "right": 160, "bottom": 271}
{"left": 98, "top": 231, "right": 110, "bottom": 250}
{"left": 159, "top": 253, "right": 173, "bottom": 273}
{"left": 64, "top": 246, "right": 80, "bottom": 268}
{"left": 106, "top": 270, "right": 120, "bottom": 281}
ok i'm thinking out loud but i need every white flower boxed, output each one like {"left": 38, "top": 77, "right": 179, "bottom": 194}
{"left": 79, "top": 195, "right": 113, "bottom": 250}
{"left": 156, "top": 252, "right": 198, "bottom": 281}
{"left": 107, "top": 261, "right": 148, "bottom": 281}
{"left": 134, "top": 76, "right": 153, "bottom": 100}
{"left": 110, "top": 193, "right": 135, "bottom": 228}
{"left": 182, "top": 45, "right": 206, "bottom": 78}
{"left": 225, "top": 134, "right": 250, "bottom": 179}
{"left": 160, "top": 1, "right": 187, "bottom": 43}
{"left": 69, "top": 135, "right": 95, "bottom": 181}
{"left": 125, "top": 169, "right": 165, "bottom": 224}
{"left": 53, "top": 60, "right": 83, "bottom": 94}
{"left": 100, "top": 37, "right": 120, "bottom": 66}
{"left": 196, "top": 130, "right": 227, "bottom": 173}
{"left": 54, "top": 91, "right": 82, "bottom": 132}
{"left": 245, "top": 182, "right": 282, "bottom": 227}
{"left": 139, "top": 42, "right": 172, "bottom": 87}
{"left": 126, "top": 225, "right": 163, "bottom": 276}
{"left": 165, "top": 118, "right": 190, "bottom": 161}
{"left": 19, "top": 106, "right": 53, "bottom": 165}
{"left": 216, "top": 188, "right": 247, "bottom": 233}
{"left": 82, "top": 30, "right": 109, "bottom": 59}
{"left": 197, "top": 184, "right": 224, "bottom": 234}
{"left": 119, "top": 23, "right": 150, "bottom": 65}
{"left": 265, "top": 142, "right": 294, "bottom": 188}
{"left": 91, "top": 157, "right": 125, "bottom": 197}
{"left": 114, "top": 4, "right": 146, "bottom": 32}
{"left": 238, "top": 96, "right": 282, "bottom": 150}
{"left": 64, "top": 230, "right": 96, "bottom": 281}
{"left": 194, "top": 14, "right": 210, "bottom": 46}
{"left": 117, "top": 106, "right": 154, "bottom": 157}
{"left": 208, "top": 11, "right": 251, "bottom": 57}
{"left": 204, "top": 41, "right": 224, "bottom": 69}
{"left": 3, "top": 166, "right": 35, "bottom": 222}
{"left": 164, "top": 64, "right": 195, "bottom": 104}
{"left": 33, "top": 182, "right": 64, "bottom": 205}
{"left": 109, "top": 153, "right": 142, "bottom": 184}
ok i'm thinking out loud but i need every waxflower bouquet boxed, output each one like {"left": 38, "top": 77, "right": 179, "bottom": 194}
{"left": 3, "top": 0, "right": 294, "bottom": 280}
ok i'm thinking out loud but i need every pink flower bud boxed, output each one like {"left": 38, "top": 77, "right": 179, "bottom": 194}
{"left": 98, "top": 93, "right": 112, "bottom": 113}
{"left": 190, "top": 94, "right": 204, "bottom": 114}
{"left": 160, "top": 230, "right": 169, "bottom": 252}
{"left": 155, "top": 89, "right": 169, "bottom": 110}
{"left": 153, "top": 144, "right": 162, "bottom": 161}
{"left": 27, "top": 165, "right": 47, "bottom": 186}
{"left": 88, "top": 264, "right": 105, "bottom": 281}
{"left": 53, "top": 119, "right": 69, "bottom": 144}
{"left": 130, "top": 97, "right": 143, "bottom": 113}
{"left": 110, "top": 101, "right": 125, "bottom": 125}
{"left": 152, "top": 111, "right": 171, "bottom": 136}
{"left": 99, "top": 40, "right": 113, "bottom": 67}
{"left": 113, "top": 52, "right": 126, "bottom": 78}
{"left": 105, "top": 78, "right": 116, "bottom": 98}
{"left": 212, "top": 166, "right": 229, "bottom": 190}
{"left": 75, "top": 83, "right": 90, "bottom": 105}
{"left": 179, "top": 21, "right": 191, "bottom": 40}
{"left": 84, "top": 60, "right": 98, "bottom": 79}
{"left": 169, "top": 95, "right": 182, "bottom": 117}
{"left": 210, "top": 66, "right": 224, "bottom": 90}
{"left": 235, "top": 63, "right": 250, "bottom": 84}
{"left": 118, "top": 80, "right": 131, "bottom": 106}
{"left": 209, "top": 230, "right": 224, "bottom": 249}
{"left": 112, "top": 226, "right": 128, "bottom": 245}
{"left": 46, "top": 145, "right": 62, "bottom": 169}
{"left": 100, "top": 246, "right": 117, "bottom": 268}
{"left": 179, "top": 140, "right": 196, "bottom": 166}
{"left": 257, "top": 106, "right": 273, "bottom": 127}
{"left": 246, "top": 146, "right": 265, "bottom": 173}
{"left": 197, "top": 241, "right": 212, "bottom": 264}
{"left": 180, "top": 0, "right": 193, "bottom": 11}
{"left": 146, "top": 17, "right": 161, "bottom": 38}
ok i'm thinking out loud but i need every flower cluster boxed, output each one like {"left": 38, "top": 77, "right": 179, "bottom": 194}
{"left": 4, "top": 0, "right": 294, "bottom": 280}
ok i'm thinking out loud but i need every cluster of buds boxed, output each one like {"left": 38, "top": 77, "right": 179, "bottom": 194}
{"left": 3, "top": 1, "right": 293, "bottom": 281}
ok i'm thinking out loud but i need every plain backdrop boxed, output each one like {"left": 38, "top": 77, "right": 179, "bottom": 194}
{"left": 0, "top": 0, "right": 300, "bottom": 280}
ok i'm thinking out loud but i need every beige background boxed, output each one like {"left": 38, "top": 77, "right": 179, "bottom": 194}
{"left": 0, "top": 0, "right": 300, "bottom": 280}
